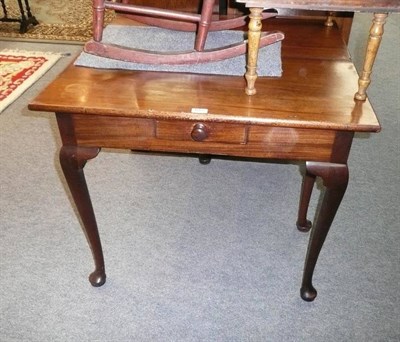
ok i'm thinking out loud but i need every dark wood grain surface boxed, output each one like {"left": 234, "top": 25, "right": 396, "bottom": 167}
{"left": 30, "top": 59, "right": 379, "bottom": 132}
{"left": 29, "top": 20, "right": 379, "bottom": 133}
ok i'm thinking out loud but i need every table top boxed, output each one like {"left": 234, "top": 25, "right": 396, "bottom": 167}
{"left": 29, "top": 20, "right": 380, "bottom": 133}
{"left": 235, "top": 0, "right": 400, "bottom": 12}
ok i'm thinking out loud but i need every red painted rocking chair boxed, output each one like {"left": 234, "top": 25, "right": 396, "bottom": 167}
{"left": 84, "top": 0, "right": 284, "bottom": 65}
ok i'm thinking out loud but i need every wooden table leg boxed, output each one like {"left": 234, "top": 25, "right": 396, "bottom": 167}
{"left": 300, "top": 162, "right": 349, "bottom": 301}
{"left": 59, "top": 145, "right": 106, "bottom": 287}
{"left": 245, "top": 7, "right": 263, "bottom": 95}
{"left": 296, "top": 169, "right": 316, "bottom": 232}
{"left": 355, "top": 12, "right": 388, "bottom": 101}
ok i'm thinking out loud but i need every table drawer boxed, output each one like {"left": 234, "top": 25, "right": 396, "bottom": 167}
{"left": 156, "top": 120, "right": 246, "bottom": 144}
{"left": 246, "top": 125, "right": 336, "bottom": 160}
{"left": 73, "top": 115, "right": 154, "bottom": 147}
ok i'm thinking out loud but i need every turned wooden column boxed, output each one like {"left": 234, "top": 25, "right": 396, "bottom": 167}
{"left": 245, "top": 7, "right": 263, "bottom": 95}
{"left": 325, "top": 12, "right": 335, "bottom": 27}
{"left": 194, "top": 0, "right": 215, "bottom": 51}
{"left": 355, "top": 13, "right": 388, "bottom": 101}
{"left": 92, "top": 0, "right": 105, "bottom": 41}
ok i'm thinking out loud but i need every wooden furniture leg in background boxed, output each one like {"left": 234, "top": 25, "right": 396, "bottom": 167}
{"left": 92, "top": 0, "right": 105, "bottom": 41}
{"left": 194, "top": 0, "right": 215, "bottom": 51}
{"left": 245, "top": 7, "right": 263, "bottom": 95}
{"left": 296, "top": 169, "right": 316, "bottom": 233}
{"left": 355, "top": 13, "right": 388, "bottom": 101}
{"left": 0, "top": 0, "right": 38, "bottom": 33}
{"left": 199, "top": 155, "right": 212, "bottom": 164}
{"left": 58, "top": 138, "right": 106, "bottom": 287}
{"left": 219, "top": 0, "right": 228, "bottom": 15}
{"left": 18, "top": 0, "right": 38, "bottom": 33}
{"left": 300, "top": 162, "right": 349, "bottom": 301}
{"left": 325, "top": 12, "right": 335, "bottom": 27}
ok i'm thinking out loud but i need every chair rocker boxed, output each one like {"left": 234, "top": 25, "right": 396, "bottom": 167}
{"left": 84, "top": 0, "right": 284, "bottom": 65}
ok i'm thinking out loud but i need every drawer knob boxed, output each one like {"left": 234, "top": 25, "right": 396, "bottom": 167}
{"left": 191, "top": 123, "right": 208, "bottom": 141}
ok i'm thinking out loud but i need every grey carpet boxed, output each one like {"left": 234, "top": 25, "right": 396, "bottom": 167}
{"left": 74, "top": 25, "right": 282, "bottom": 76}
{"left": 0, "top": 13, "right": 399, "bottom": 341}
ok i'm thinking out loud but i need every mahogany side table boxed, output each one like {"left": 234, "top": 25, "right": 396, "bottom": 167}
{"left": 29, "top": 19, "right": 381, "bottom": 301}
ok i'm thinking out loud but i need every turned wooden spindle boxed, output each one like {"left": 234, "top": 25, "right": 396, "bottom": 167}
{"left": 355, "top": 13, "right": 388, "bottom": 101}
{"left": 325, "top": 12, "right": 335, "bottom": 27}
{"left": 245, "top": 7, "right": 263, "bottom": 96}
{"left": 92, "top": 0, "right": 106, "bottom": 42}
{"left": 194, "top": 0, "right": 215, "bottom": 51}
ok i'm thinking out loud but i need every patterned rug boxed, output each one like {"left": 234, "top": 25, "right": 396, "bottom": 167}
{"left": 0, "top": 0, "right": 115, "bottom": 43}
{"left": 0, "top": 50, "right": 62, "bottom": 113}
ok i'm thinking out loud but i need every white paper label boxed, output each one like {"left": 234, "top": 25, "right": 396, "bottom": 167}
{"left": 191, "top": 108, "right": 208, "bottom": 114}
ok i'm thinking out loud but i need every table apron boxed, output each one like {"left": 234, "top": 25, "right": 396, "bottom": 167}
{"left": 55, "top": 113, "right": 354, "bottom": 163}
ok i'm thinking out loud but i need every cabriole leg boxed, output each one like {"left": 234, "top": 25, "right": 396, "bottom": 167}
{"left": 59, "top": 145, "right": 106, "bottom": 287}
{"left": 300, "top": 162, "right": 349, "bottom": 301}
